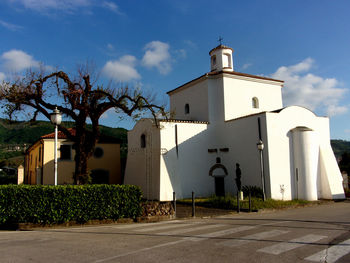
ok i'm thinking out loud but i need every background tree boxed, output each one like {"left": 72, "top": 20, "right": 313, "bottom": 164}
{"left": 0, "top": 68, "right": 167, "bottom": 184}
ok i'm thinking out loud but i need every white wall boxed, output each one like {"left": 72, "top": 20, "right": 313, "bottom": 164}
{"left": 124, "top": 119, "right": 161, "bottom": 200}
{"left": 223, "top": 75, "right": 283, "bottom": 121}
{"left": 292, "top": 128, "right": 319, "bottom": 201}
{"left": 169, "top": 79, "right": 209, "bottom": 122}
{"left": 208, "top": 77, "right": 225, "bottom": 125}
{"left": 222, "top": 114, "right": 269, "bottom": 193}
{"left": 170, "top": 74, "right": 283, "bottom": 124}
{"left": 265, "top": 106, "right": 344, "bottom": 200}
{"left": 159, "top": 121, "right": 209, "bottom": 200}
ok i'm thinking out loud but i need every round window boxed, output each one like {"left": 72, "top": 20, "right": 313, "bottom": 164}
{"left": 94, "top": 147, "right": 104, "bottom": 158}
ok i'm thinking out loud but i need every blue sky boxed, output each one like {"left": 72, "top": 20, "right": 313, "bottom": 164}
{"left": 0, "top": 0, "right": 350, "bottom": 139}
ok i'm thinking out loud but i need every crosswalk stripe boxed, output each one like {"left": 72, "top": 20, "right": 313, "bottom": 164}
{"left": 186, "top": 225, "right": 256, "bottom": 242}
{"left": 258, "top": 234, "right": 327, "bottom": 255}
{"left": 111, "top": 220, "right": 182, "bottom": 230}
{"left": 218, "top": 229, "right": 289, "bottom": 247}
{"left": 158, "top": 224, "right": 225, "bottom": 235}
{"left": 304, "top": 238, "right": 350, "bottom": 263}
{"left": 134, "top": 223, "right": 194, "bottom": 232}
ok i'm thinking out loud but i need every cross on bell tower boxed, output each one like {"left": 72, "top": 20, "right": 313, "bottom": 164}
{"left": 209, "top": 41, "right": 234, "bottom": 72}
{"left": 218, "top": 36, "right": 223, "bottom": 45}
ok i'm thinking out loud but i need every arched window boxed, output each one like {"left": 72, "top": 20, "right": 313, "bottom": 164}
{"left": 141, "top": 134, "right": 146, "bottom": 148}
{"left": 185, "top": 103, "right": 190, "bottom": 114}
{"left": 223, "top": 53, "right": 232, "bottom": 68}
{"left": 252, "top": 97, "right": 259, "bottom": 109}
{"left": 211, "top": 55, "right": 216, "bottom": 66}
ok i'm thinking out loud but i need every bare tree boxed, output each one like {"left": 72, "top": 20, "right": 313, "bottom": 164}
{"left": 0, "top": 68, "right": 167, "bottom": 184}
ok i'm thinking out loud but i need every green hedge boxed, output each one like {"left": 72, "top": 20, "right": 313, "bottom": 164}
{"left": 0, "top": 184, "right": 142, "bottom": 225}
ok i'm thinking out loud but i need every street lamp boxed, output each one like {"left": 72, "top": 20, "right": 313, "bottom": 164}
{"left": 257, "top": 140, "right": 266, "bottom": 201}
{"left": 50, "top": 107, "right": 62, "bottom": 186}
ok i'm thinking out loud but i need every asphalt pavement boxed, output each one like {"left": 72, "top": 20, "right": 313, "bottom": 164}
{"left": 1, "top": 202, "right": 350, "bottom": 263}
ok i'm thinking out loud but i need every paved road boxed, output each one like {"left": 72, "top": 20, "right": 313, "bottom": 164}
{"left": 1, "top": 202, "right": 350, "bottom": 263}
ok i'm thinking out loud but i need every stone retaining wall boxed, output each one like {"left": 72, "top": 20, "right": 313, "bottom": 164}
{"left": 141, "top": 201, "right": 174, "bottom": 217}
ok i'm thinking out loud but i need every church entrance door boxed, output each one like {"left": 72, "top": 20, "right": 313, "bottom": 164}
{"left": 215, "top": 177, "right": 225, "bottom": 196}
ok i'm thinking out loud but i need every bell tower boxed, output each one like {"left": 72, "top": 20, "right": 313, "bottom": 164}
{"left": 209, "top": 44, "right": 234, "bottom": 72}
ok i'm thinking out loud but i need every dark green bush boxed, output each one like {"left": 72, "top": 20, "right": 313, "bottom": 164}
{"left": 242, "top": 185, "right": 263, "bottom": 198}
{"left": 0, "top": 173, "right": 17, "bottom": 185}
{"left": 0, "top": 184, "right": 142, "bottom": 225}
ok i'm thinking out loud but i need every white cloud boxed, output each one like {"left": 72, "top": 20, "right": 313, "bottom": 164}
{"left": 241, "top": 63, "right": 252, "bottom": 70}
{"left": 184, "top": 40, "right": 197, "bottom": 49}
{"left": 107, "top": 43, "right": 114, "bottom": 51}
{"left": 0, "top": 19, "right": 23, "bottom": 31}
{"left": 102, "top": 55, "right": 141, "bottom": 82}
{"left": 271, "top": 58, "right": 347, "bottom": 116}
{"left": 1, "top": 49, "right": 40, "bottom": 71}
{"left": 8, "top": 0, "right": 123, "bottom": 14}
{"left": 142, "top": 41, "right": 171, "bottom": 75}
{"left": 102, "top": 1, "right": 122, "bottom": 14}
{"left": 8, "top": 0, "right": 91, "bottom": 12}
{"left": 0, "top": 72, "right": 6, "bottom": 82}
{"left": 174, "top": 49, "right": 186, "bottom": 59}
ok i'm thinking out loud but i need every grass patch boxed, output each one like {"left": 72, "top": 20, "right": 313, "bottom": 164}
{"left": 178, "top": 195, "right": 317, "bottom": 211}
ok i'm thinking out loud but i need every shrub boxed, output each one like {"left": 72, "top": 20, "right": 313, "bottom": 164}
{"left": 0, "top": 184, "right": 142, "bottom": 225}
{"left": 0, "top": 173, "right": 17, "bottom": 185}
{"left": 242, "top": 185, "right": 263, "bottom": 198}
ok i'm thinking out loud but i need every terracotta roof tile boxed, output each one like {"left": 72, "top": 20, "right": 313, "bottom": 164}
{"left": 40, "top": 128, "right": 120, "bottom": 143}
{"left": 209, "top": 44, "right": 234, "bottom": 55}
{"left": 161, "top": 119, "right": 209, "bottom": 124}
{"left": 40, "top": 128, "right": 75, "bottom": 139}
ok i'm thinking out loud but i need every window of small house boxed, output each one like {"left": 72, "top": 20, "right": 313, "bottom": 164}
{"left": 60, "top": 145, "right": 71, "bottom": 160}
{"left": 93, "top": 147, "right": 104, "bottom": 158}
{"left": 185, "top": 103, "right": 190, "bottom": 114}
{"left": 141, "top": 134, "right": 146, "bottom": 148}
{"left": 252, "top": 97, "right": 259, "bottom": 109}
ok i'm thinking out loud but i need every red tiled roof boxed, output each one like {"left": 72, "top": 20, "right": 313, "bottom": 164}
{"left": 40, "top": 128, "right": 76, "bottom": 139}
{"left": 40, "top": 128, "right": 120, "bottom": 143}
{"left": 161, "top": 119, "right": 209, "bottom": 124}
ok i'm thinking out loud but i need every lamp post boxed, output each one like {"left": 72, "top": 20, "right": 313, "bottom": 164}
{"left": 257, "top": 140, "right": 266, "bottom": 201}
{"left": 50, "top": 107, "right": 62, "bottom": 186}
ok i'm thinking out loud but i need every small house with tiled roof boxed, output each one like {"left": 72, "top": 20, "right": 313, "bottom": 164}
{"left": 25, "top": 128, "right": 121, "bottom": 185}
{"left": 124, "top": 44, "right": 345, "bottom": 201}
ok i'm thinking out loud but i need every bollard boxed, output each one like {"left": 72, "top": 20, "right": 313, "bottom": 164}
{"left": 173, "top": 192, "right": 176, "bottom": 218}
{"left": 192, "top": 191, "right": 195, "bottom": 217}
{"left": 249, "top": 189, "right": 252, "bottom": 212}
{"left": 237, "top": 191, "right": 240, "bottom": 213}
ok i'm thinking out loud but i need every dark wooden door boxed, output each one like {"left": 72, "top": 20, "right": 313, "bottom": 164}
{"left": 215, "top": 177, "right": 225, "bottom": 196}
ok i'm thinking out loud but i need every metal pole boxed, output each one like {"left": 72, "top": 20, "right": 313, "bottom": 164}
{"left": 54, "top": 124, "right": 58, "bottom": 186}
{"left": 237, "top": 191, "right": 240, "bottom": 213}
{"left": 192, "top": 191, "right": 195, "bottom": 217}
{"left": 173, "top": 192, "right": 176, "bottom": 218}
{"left": 259, "top": 150, "right": 266, "bottom": 201}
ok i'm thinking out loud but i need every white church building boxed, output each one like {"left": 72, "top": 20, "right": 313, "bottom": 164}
{"left": 124, "top": 44, "right": 345, "bottom": 201}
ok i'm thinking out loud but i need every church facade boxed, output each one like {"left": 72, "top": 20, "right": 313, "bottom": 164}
{"left": 124, "top": 44, "right": 345, "bottom": 201}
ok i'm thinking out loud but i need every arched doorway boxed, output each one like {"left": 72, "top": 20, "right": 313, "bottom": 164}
{"left": 209, "top": 158, "right": 228, "bottom": 196}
